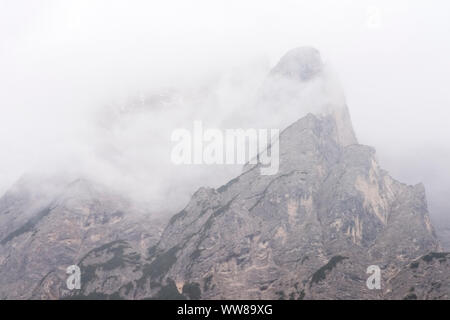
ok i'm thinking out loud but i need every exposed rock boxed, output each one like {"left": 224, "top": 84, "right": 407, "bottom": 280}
{"left": 270, "top": 47, "right": 323, "bottom": 81}
{"left": 386, "top": 252, "right": 450, "bottom": 299}
{"left": 0, "top": 178, "right": 165, "bottom": 299}
{"left": 68, "top": 108, "right": 446, "bottom": 299}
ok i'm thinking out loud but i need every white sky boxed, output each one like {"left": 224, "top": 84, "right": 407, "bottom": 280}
{"left": 0, "top": 0, "right": 449, "bottom": 221}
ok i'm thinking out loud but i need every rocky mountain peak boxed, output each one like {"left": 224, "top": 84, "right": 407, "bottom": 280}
{"left": 270, "top": 47, "right": 323, "bottom": 81}
{"left": 0, "top": 47, "right": 448, "bottom": 300}
{"left": 258, "top": 47, "right": 357, "bottom": 148}
{"left": 63, "top": 108, "right": 443, "bottom": 299}
{"left": 53, "top": 48, "right": 444, "bottom": 300}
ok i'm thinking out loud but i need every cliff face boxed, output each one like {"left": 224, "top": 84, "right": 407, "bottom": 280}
{"left": 0, "top": 47, "right": 448, "bottom": 300}
{"left": 436, "top": 220, "right": 450, "bottom": 251}
{"left": 67, "top": 107, "right": 445, "bottom": 300}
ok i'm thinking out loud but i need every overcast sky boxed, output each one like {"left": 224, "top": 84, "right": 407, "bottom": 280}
{"left": 0, "top": 0, "right": 449, "bottom": 221}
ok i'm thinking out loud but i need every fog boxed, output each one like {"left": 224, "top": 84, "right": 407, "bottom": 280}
{"left": 0, "top": 1, "right": 449, "bottom": 222}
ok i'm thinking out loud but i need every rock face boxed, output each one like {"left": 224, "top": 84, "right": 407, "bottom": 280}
{"left": 65, "top": 108, "right": 448, "bottom": 300}
{"left": 1, "top": 47, "right": 448, "bottom": 299}
{"left": 385, "top": 252, "right": 450, "bottom": 300}
{"left": 270, "top": 47, "right": 323, "bottom": 81}
{"left": 63, "top": 48, "right": 447, "bottom": 300}
{"left": 436, "top": 220, "right": 450, "bottom": 251}
{"left": 0, "top": 178, "right": 165, "bottom": 299}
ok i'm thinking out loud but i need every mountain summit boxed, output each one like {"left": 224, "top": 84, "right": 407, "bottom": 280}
{"left": 62, "top": 48, "right": 447, "bottom": 300}
{"left": 0, "top": 48, "right": 448, "bottom": 300}
{"left": 270, "top": 47, "right": 323, "bottom": 81}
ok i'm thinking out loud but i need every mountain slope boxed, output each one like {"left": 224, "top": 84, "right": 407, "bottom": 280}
{"left": 0, "top": 178, "right": 165, "bottom": 299}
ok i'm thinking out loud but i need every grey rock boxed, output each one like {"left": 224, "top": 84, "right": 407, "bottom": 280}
{"left": 64, "top": 47, "right": 447, "bottom": 300}
{"left": 0, "top": 178, "right": 165, "bottom": 299}
{"left": 70, "top": 107, "right": 446, "bottom": 299}
{"left": 270, "top": 47, "right": 323, "bottom": 81}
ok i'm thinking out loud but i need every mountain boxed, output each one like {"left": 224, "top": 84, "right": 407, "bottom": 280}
{"left": 0, "top": 177, "right": 165, "bottom": 299}
{"left": 63, "top": 47, "right": 447, "bottom": 300}
{"left": 1, "top": 47, "right": 448, "bottom": 300}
